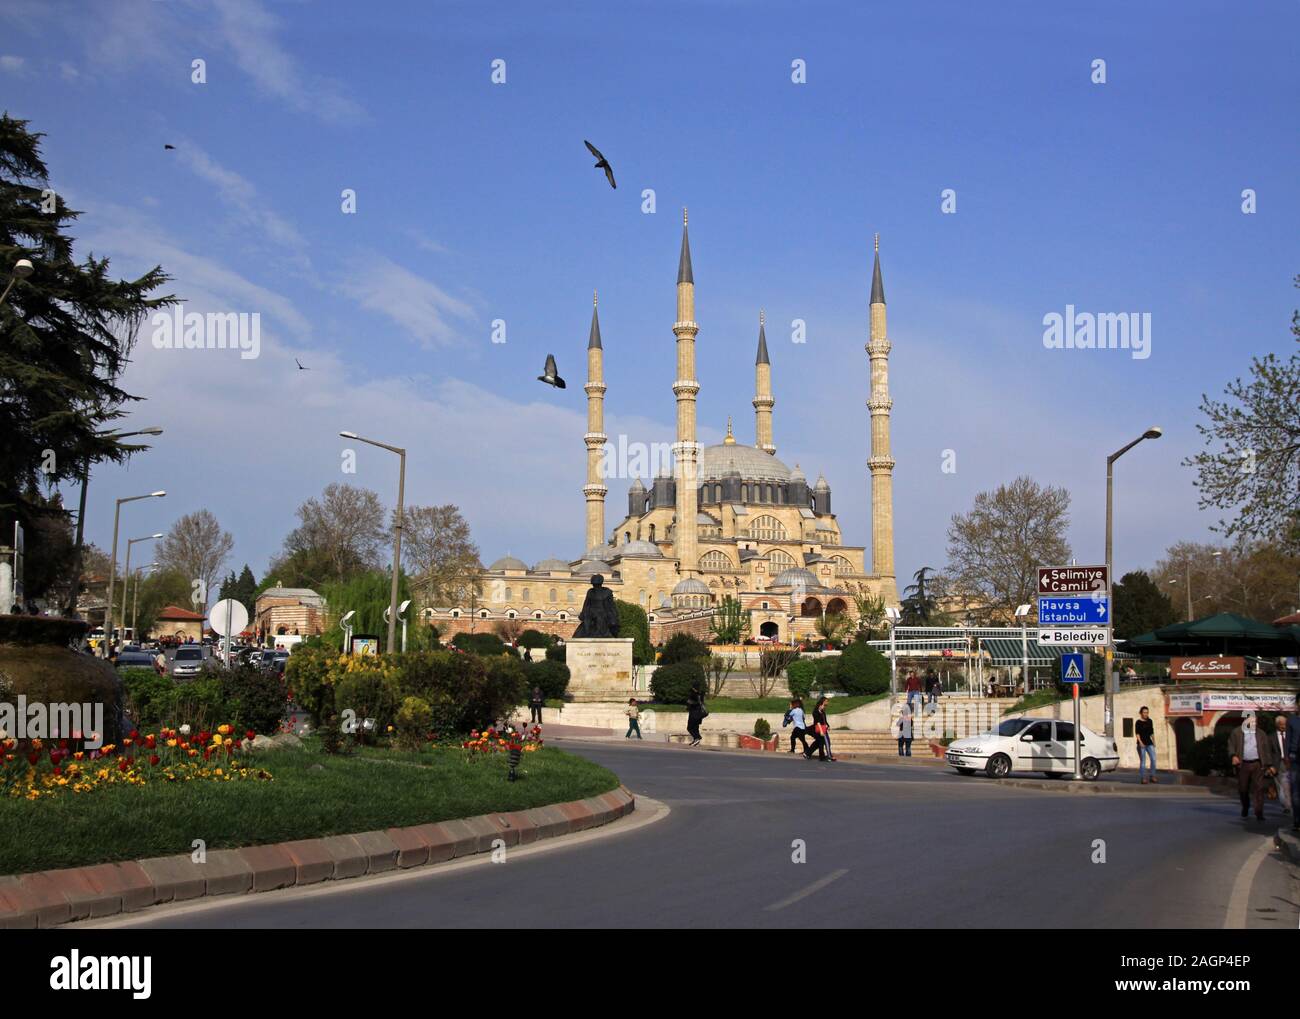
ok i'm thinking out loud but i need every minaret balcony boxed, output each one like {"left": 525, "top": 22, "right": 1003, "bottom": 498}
{"left": 867, "top": 455, "right": 897, "bottom": 471}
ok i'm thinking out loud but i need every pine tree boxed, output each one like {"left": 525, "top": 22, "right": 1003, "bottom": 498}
{"left": 0, "top": 115, "right": 174, "bottom": 583}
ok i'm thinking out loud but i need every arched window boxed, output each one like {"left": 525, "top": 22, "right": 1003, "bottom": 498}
{"left": 479, "top": 609, "right": 489, "bottom": 619}
{"left": 648, "top": 524, "right": 656, "bottom": 542}
{"left": 507, "top": 610, "right": 517, "bottom": 619}
{"left": 504, "top": 587, "right": 512, "bottom": 600}
{"left": 567, "top": 589, "right": 575, "bottom": 603}
{"left": 750, "top": 515, "right": 787, "bottom": 541}
{"left": 768, "top": 549, "right": 796, "bottom": 570}
{"left": 521, "top": 588, "right": 529, "bottom": 601}
{"left": 639, "top": 589, "right": 647, "bottom": 606}
{"left": 831, "top": 555, "right": 854, "bottom": 576}
{"left": 648, "top": 567, "right": 656, "bottom": 583}
{"left": 624, "top": 531, "right": 631, "bottom": 544}
{"left": 533, "top": 611, "right": 543, "bottom": 619}
{"left": 549, "top": 588, "right": 557, "bottom": 601}
{"left": 559, "top": 612, "right": 568, "bottom": 621}
{"left": 699, "top": 550, "right": 734, "bottom": 572}
{"left": 451, "top": 609, "right": 461, "bottom": 618}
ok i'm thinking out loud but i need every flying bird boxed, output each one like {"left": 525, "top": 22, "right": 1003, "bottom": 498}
{"left": 537, "top": 354, "right": 566, "bottom": 389}
{"left": 295, "top": 358, "right": 309, "bottom": 370}
{"left": 583, "top": 140, "right": 616, "bottom": 189}
{"left": 164, "top": 144, "right": 175, "bottom": 150}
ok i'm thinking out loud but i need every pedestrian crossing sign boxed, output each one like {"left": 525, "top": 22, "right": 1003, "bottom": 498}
{"left": 1060, "top": 653, "right": 1086, "bottom": 685}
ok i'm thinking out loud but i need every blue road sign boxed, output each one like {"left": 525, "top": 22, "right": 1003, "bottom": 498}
{"left": 1060, "top": 653, "right": 1086, "bottom": 685}
{"left": 1038, "top": 596, "right": 1109, "bottom": 625}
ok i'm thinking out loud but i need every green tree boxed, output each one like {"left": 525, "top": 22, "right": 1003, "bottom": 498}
{"left": 709, "top": 595, "right": 750, "bottom": 644}
{"left": 852, "top": 592, "right": 887, "bottom": 639}
{"left": 1186, "top": 279, "right": 1300, "bottom": 554}
{"left": 0, "top": 115, "right": 174, "bottom": 594}
{"left": 900, "top": 566, "right": 938, "bottom": 624}
{"left": 319, "top": 569, "right": 413, "bottom": 653}
{"left": 231, "top": 564, "right": 258, "bottom": 615}
{"left": 1112, "top": 570, "right": 1177, "bottom": 640}
{"left": 615, "top": 599, "right": 654, "bottom": 665}
{"left": 133, "top": 568, "right": 193, "bottom": 639}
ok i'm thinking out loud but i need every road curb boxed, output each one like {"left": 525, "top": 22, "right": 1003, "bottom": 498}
{"left": 0, "top": 785, "right": 635, "bottom": 929}
{"left": 989, "top": 777, "right": 1211, "bottom": 796}
{"left": 1275, "top": 827, "right": 1300, "bottom": 864}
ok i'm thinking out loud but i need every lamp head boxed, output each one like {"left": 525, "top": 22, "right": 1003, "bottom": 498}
{"left": 1143, "top": 426, "right": 1163, "bottom": 440}
{"left": 1014, "top": 604, "right": 1031, "bottom": 617}
{"left": 150, "top": 490, "right": 166, "bottom": 498}
{"left": 399, "top": 599, "right": 411, "bottom": 614}
{"left": 339, "top": 431, "right": 357, "bottom": 439}
{"left": 340, "top": 610, "right": 356, "bottom": 625}
{"left": 12, "top": 258, "right": 33, "bottom": 279}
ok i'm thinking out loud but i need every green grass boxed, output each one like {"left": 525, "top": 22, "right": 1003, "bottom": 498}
{"left": 0, "top": 745, "right": 619, "bottom": 876}
{"left": 1004, "top": 689, "right": 1069, "bottom": 714}
{"left": 641, "top": 694, "right": 885, "bottom": 715}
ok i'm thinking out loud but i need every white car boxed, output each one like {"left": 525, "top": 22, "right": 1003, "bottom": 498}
{"left": 944, "top": 716, "right": 1119, "bottom": 781}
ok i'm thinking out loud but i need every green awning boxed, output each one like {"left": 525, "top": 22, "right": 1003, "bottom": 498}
{"left": 980, "top": 638, "right": 1071, "bottom": 665}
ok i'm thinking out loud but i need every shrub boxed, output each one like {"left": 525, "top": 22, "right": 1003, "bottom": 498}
{"left": 395, "top": 696, "right": 433, "bottom": 749}
{"left": 753, "top": 718, "right": 772, "bottom": 740}
{"left": 335, "top": 668, "right": 401, "bottom": 736}
{"left": 451, "top": 631, "right": 509, "bottom": 657}
{"left": 394, "top": 649, "right": 526, "bottom": 734}
{"left": 518, "top": 629, "right": 552, "bottom": 649}
{"left": 836, "top": 640, "right": 890, "bottom": 695}
{"left": 659, "top": 632, "right": 709, "bottom": 666}
{"left": 615, "top": 600, "right": 654, "bottom": 665}
{"left": 168, "top": 677, "right": 228, "bottom": 732}
{"left": 121, "top": 669, "right": 173, "bottom": 727}
{"left": 219, "top": 663, "right": 288, "bottom": 735}
{"left": 526, "top": 658, "right": 570, "bottom": 700}
{"left": 286, "top": 646, "right": 337, "bottom": 725}
{"left": 651, "top": 661, "right": 706, "bottom": 705}
{"left": 786, "top": 660, "right": 816, "bottom": 701}
{"left": 545, "top": 643, "right": 567, "bottom": 663}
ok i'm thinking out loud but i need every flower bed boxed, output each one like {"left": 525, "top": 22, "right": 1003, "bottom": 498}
{"left": 1, "top": 724, "right": 273, "bottom": 800}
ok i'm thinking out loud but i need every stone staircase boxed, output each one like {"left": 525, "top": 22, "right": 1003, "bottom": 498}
{"left": 821, "top": 731, "right": 943, "bottom": 758}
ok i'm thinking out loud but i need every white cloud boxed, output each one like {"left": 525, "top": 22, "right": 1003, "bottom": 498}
{"left": 0, "top": 55, "right": 25, "bottom": 74}
{"left": 210, "top": 0, "right": 365, "bottom": 125}
{"left": 338, "top": 256, "right": 477, "bottom": 349}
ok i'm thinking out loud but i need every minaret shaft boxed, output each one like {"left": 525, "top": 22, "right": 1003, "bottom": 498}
{"left": 673, "top": 212, "right": 700, "bottom": 578}
{"left": 583, "top": 295, "right": 607, "bottom": 552}
{"left": 754, "top": 312, "right": 775, "bottom": 455}
{"left": 867, "top": 236, "right": 897, "bottom": 600}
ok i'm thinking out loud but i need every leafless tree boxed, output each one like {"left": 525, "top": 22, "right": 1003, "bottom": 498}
{"left": 281, "top": 483, "right": 388, "bottom": 583}
{"left": 157, "top": 509, "right": 233, "bottom": 607}
{"left": 401, "top": 504, "right": 482, "bottom": 606}
{"left": 946, "top": 476, "right": 1071, "bottom": 620}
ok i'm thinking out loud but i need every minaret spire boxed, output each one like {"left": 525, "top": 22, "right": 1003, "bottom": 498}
{"left": 753, "top": 308, "right": 775, "bottom": 455}
{"left": 583, "top": 290, "right": 608, "bottom": 552}
{"left": 866, "top": 235, "right": 897, "bottom": 601}
{"left": 672, "top": 209, "right": 701, "bottom": 588}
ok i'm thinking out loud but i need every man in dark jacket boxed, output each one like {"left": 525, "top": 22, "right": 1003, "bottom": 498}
{"left": 1228, "top": 713, "right": 1280, "bottom": 821}
{"left": 1286, "top": 710, "right": 1300, "bottom": 831}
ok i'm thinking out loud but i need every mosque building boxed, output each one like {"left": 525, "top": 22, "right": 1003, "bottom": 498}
{"left": 425, "top": 213, "right": 899, "bottom": 644}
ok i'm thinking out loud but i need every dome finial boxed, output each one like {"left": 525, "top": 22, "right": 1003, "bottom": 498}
{"left": 874, "top": 232, "right": 879, "bottom": 253}
{"left": 593, "top": 288, "right": 597, "bottom": 307}
{"left": 759, "top": 308, "right": 765, "bottom": 325}
{"left": 724, "top": 416, "right": 736, "bottom": 444}
{"left": 683, "top": 206, "right": 688, "bottom": 226}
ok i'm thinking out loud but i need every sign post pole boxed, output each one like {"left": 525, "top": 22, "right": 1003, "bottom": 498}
{"left": 1073, "top": 679, "right": 1083, "bottom": 780}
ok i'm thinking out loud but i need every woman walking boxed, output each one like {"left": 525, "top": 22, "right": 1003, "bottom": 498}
{"left": 686, "top": 688, "right": 706, "bottom": 747}
{"left": 812, "top": 695, "right": 835, "bottom": 762}
{"left": 1135, "top": 705, "right": 1157, "bottom": 783}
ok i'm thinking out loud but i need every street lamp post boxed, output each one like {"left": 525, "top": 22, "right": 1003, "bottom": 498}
{"left": 884, "top": 606, "right": 901, "bottom": 701}
{"left": 340, "top": 431, "right": 406, "bottom": 654}
{"left": 0, "top": 258, "right": 33, "bottom": 306}
{"left": 121, "top": 533, "right": 162, "bottom": 644}
{"left": 1015, "top": 603, "right": 1032, "bottom": 696}
{"left": 132, "top": 562, "right": 158, "bottom": 642}
{"left": 1104, "top": 426, "right": 1162, "bottom": 736}
{"left": 102, "top": 491, "right": 166, "bottom": 656}
{"left": 66, "top": 427, "right": 163, "bottom": 618}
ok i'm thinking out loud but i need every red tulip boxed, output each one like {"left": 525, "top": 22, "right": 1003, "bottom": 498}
{"left": 150, "top": 754, "right": 160, "bottom": 766}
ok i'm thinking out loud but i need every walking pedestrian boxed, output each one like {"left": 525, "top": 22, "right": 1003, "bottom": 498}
{"left": 1228, "top": 712, "right": 1280, "bottom": 821}
{"left": 685, "top": 687, "right": 707, "bottom": 746}
{"left": 783, "top": 698, "right": 810, "bottom": 755}
{"left": 625, "top": 697, "right": 643, "bottom": 740}
{"left": 1272, "top": 714, "right": 1291, "bottom": 815}
{"left": 528, "top": 686, "right": 544, "bottom": 725}
{"left": 905, "top": 670, "right": 922, "bottom": 712}
{"left": 811, "top": 695, "right": 834, "bottom": 762}
{"left": 522, "top": 646, "right": 533, "bottom": 662}
{"left": 925, "top": 669, "right": 940, "bottom": 706}
{"left": 1135, "top": 706, "right": 1158, "bottom": 784}
{"left": 897, "top": 706, "right": 914, "bottom": 756}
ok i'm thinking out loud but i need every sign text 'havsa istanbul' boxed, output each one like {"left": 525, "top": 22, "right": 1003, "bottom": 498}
{"left": 1037, "top": 566, "right": 1108, "bottom": 594}
{"left": 1170, "top": 656, "right": 1246, "bottom": 681}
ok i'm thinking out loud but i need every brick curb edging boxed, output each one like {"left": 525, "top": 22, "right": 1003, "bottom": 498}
{"left": 1275, "top": 828, "right": 1300, "bottom": 865}
{"left": 0, "top": 785, "right": 635, "bottom": 928}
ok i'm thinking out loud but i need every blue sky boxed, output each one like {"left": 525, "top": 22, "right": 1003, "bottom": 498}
{"left": 3, "top": 0, "right": 1297, "bottom": 592}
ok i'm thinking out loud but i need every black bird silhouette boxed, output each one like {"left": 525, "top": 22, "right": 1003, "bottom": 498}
{"left": 295, "top": 358, "right": 309, "bottom": 370}
{"left": 164, "top": 144, "right": 175, "bottom": 150}
{"left": 537, "top": 354, "right": 566, "bottom": 389}
{"left": 583, "top": 140, "right": 616, "bottom": 189}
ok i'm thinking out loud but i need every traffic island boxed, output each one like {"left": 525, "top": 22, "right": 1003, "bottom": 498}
{"left": 0, "top": 786, "right": 635, "bottom": 927}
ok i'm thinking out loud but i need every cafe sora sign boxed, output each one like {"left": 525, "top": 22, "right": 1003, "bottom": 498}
{"left": 1170, "top": 656, "right": 1245, "bottom": 681}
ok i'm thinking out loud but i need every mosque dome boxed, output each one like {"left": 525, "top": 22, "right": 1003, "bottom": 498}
{"left": 770, "top": 567, "right": 819, "bottom": 589}
{"left": 672, "top": 577, "right": 710, "bottom": 595}
{"left": 532, "top": 557, "right": 570, "bottom": 573}
{"left": 489, "top": 555, "right": 528, "bottom": 572}
{"left": 698, "top": 443, "right": 792, "bottom": 482}
{"left": 617, "top": 539, "right": 664, "bottom": 557}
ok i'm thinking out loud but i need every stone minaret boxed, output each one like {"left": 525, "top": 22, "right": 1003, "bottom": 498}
{"left": 867, "top": 235, "right": 898, "bottom": 600}
{"left": 583, "top": 290, "right": 608, "bottom": 553}
{"left": 672, "top": 209, "right": 701, "bottom": 578}
{"left": 753, "top": 309, "right": 775, "bottom": 455}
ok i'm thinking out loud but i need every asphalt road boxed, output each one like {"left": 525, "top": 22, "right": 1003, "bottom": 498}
{"left": 99, "top": 741, "right": 1298, "bottom": 929}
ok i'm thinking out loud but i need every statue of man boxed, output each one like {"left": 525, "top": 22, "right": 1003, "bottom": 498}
{"left": 573, "top": 574, "right": 620, "bottom": 638}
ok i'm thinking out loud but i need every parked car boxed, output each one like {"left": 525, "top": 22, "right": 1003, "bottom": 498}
{"left": 113, "top": 650, "right": 157, "bottom": 670}
{"left": 944, "top": 716, "right": 1119, "bottom": 781}
{"left": 261, "top": 650, "right": 290, "bottom": 677}
{"left": 168, "top": 645, "right": 208, "bottom": 680}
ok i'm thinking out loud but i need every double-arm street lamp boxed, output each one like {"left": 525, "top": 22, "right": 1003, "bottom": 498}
{"left": 103, "top": 491, "right": 166, "bottom": 656}
{"left": 121, "top": 534, "right": 163, "bottom": 644}
{"left": 340, "top": 431, "right": 406, "bottom": 654}
{"left": 1104, "top": 426, "right": 1162, "bottom": 736}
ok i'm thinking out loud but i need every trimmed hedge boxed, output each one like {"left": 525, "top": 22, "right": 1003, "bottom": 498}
{"left": 659, "top": 632, "right": 709, "bottom": 666}
{"left": 518, "top": 628, "right": 552, "bottom": 649}
{"left": 650, "top": 660, "right": 706, "bottom": 705}
{"left": 450, "top": 631, "right": 511, "bottom": 656}
{"left": 525, "top": 658, "right": 570, "bottom": 700}
{"left": 837, "top": 640, "right": 890, "bottom": 695}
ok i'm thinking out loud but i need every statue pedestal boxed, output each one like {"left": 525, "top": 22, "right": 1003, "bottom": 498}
{"left": 566, "top": 637, "right": 636, "bottom": 702}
